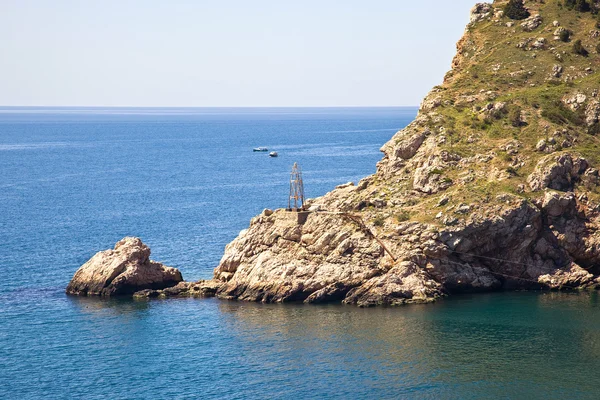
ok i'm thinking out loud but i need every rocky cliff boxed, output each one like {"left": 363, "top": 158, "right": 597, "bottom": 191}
{"left": 154, "top": 0, "right": 600, "bottom": 306}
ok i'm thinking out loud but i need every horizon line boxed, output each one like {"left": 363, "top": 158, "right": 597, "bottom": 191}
{"left": 0, "top": 105, "right": 419, "bottom": 109}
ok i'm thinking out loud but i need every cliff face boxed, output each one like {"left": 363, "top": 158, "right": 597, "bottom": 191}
{"left": 213, "top": 1, "right": 600, "bottom": 306}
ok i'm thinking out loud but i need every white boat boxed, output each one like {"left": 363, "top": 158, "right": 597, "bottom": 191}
{"left": 253, "top": 147, "right": 269, "bottom": 152}
{"left": 269, "top": 151, "right": 278, "bottom": 157}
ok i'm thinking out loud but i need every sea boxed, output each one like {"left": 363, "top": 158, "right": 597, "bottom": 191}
{"left": 1, "top": 107, "right": 599, "bottom": 399}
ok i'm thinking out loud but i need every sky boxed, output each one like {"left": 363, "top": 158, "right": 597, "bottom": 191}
{"left": 1, "top": 0, "right": 476, "bottom": 107}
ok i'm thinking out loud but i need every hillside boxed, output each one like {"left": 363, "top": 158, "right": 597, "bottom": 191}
{"left": 147, "top": 1, "right": 600, "bottom": 306}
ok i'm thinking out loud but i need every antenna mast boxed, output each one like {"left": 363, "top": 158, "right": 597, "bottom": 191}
{"left": 288, "top": 162, "right": 306, "bottom": 211}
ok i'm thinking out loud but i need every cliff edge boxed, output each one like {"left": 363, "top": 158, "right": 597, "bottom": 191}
{"left": 210, "top": 1, "right": 600, "bottom": 306}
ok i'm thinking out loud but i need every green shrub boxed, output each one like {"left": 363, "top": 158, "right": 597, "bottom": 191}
{"left": 508, "top": 106, "right": 523, "bottom": 127}
{"left": 500, "top": 152, "right": 513, "bottom": 162}
{"left": 576, "top": 0, "right": 591, "bottom": 11}
{"left": 588, "top": 123, "right": 600, "bottom": 135}
{"left": 573, "top": 39, "right": 589, "bottom": 56}
{"left": 559, "top": 29, "right": 571, "bottom": 42}
{"left": 506, "top": 166, "right": 519, "bottom": 176}
{"left": 596, "top": 43, "right": 600, "bottom": 53}
{"left": 504, "top": 0, "right": 530, "bottom": 20}
{"left": 566, "top": 0, "right": 591, "bottom": 11}
{"left": 541, "top": 101, "right": 584, "bottom": 125}
{"left": 373, "top": 215, "right": 385, "bottom": 227}
{"left": 470, "top": 118, "right": 491, "bottom": 130}
{"left": 394, "top": 211, "right": 410, "bottom": 223}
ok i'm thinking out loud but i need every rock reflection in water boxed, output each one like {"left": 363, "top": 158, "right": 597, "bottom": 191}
{"left": 67, "top": 294, "right": 151, "bottom": 315}
{"left": 213, "top": 293, "right": 600, "bottom": 398}
{"left": 4, "top": 291, "right": 599, "bottom": 399}
{"left": 215, "top": 301, "right": 434, "bottom": 397}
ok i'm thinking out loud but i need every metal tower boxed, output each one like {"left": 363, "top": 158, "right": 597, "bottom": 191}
{"left": 288, "top": 162, "right": 306, "bottom": 211}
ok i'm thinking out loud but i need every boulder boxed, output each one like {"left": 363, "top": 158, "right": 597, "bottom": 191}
{"left": 420, "top": 96, "right": 442, "bottom": 112}
{"left": 540, "top": 191, "right": 577, "bottom": 217}
{"left": 585, "top": 101, "right": 600, "bottom": 128}
{"left": 563, "top": 92, "right": 587, "bottom": 111}
{"left": 527, "top": 154, "right": 588, "bottom": 191}
{"left": 552, "top": 64, "right": 563, "bottom": 78}
{"left": 521, "top": 14, "right": 543, "bottom": 32}
{"left": 393, "top": 131, "right": 427, "bottom": 160}
{"left": 66, "top": 237, "right": 183, "bottom": 296}
{"left": 470, "top": 3, "right": 492, "bottom": 24}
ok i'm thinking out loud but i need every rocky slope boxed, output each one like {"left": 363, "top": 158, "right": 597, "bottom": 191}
{"left": 66, "top": 237, "right": 183, "bottom": 296}
{"left": 139, "top": 1, "right": 600, "bottom": 306}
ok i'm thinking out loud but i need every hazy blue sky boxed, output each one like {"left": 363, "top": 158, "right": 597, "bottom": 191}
{"left": 1, "top": 1, "right": 476, "bottom": 107}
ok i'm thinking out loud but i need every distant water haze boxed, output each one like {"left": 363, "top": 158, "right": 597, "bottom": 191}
{"left": 1, "top": 0, "right": 475, "bottom": 107}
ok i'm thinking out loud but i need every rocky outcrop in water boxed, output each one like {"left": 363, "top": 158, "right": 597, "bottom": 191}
{"left": 66, "top": 237, "right": 183, "bottom": 296}
{"left": 203, "top": 1, "right": 600, "bottom": 306}
{"left": 90, "top": 1, "right": 600, "bottom": 306}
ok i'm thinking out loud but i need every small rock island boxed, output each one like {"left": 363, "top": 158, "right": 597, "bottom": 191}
{"left": 66, "top": 237, "right": 183, "bottom": 296}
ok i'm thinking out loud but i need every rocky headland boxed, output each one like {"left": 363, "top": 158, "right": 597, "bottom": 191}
{"left": 69, "top": 0, "right": 600, "bottom": 306}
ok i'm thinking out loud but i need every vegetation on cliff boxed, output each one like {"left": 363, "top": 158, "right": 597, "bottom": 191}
{"left": 374, "top": 0, "right": 600, "bottom": 220}
{"left": 505, "top": 0, "right": 530, "bottom": 20}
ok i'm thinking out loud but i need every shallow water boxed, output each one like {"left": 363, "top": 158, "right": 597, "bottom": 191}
{"left": 1, "top": 108, "right": 599, "bottom": 399}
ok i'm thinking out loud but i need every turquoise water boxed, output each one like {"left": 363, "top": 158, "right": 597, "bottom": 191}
{"left": 1, "top": 108, "right": 600, "bottom": 399}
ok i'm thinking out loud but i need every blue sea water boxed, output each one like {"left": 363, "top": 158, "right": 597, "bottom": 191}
{"left": 1, "top": 107, "right": 600, "bottom": 399}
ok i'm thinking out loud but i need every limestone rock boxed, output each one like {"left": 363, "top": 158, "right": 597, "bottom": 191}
{"left": 304, "top": 282, "right": 358, "bottom": 304}
{"left": 564, "top": 92, "right": 587, "bottom": 110}
{"left": 413, "top": 157, "right": 453, "bottom": 194}
{"left": 552, "top": 64, "right": 563, "bottom": 78}
{"left": 532, "top": 37, "right": 546, "bottom": 49}
{"left": 335, "top": 182, "right": 354, "bottom": 190}
{"left": 420, "top": 96, "right": 442, "bottom": 112}
{"left": 391, "top": 131, "right": 427, "bottom": 160}
{"left": 537, "top": 263, "right": 595, "bottom": 289}
{"left": 470, "top": 3, "right": 492, "bottom": 24}
{"left": 521, "top": 14, "right": 543, "bottom": 32}
{"left": 585, "top": 101, "right": 600, "bottom": 128}
{"left": 540, "top": 191, "right": 576, "bottom": 217}
{"left": 133, "top": 280, "right": 223, "bottom": 299}
{"left": 527, "top": 154, "right": 588, "bottom": 191}
{"left": 536, "top": 139, "right": 547, "bottom": 152}
{"left": 66, "top": 237, "right": 183, "bottom": 296}
{"left": 553, "top": 27, "right": 565, "bottom": 37}
{"left": 343, "top": 262, "right": 443, "bottom": 307}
